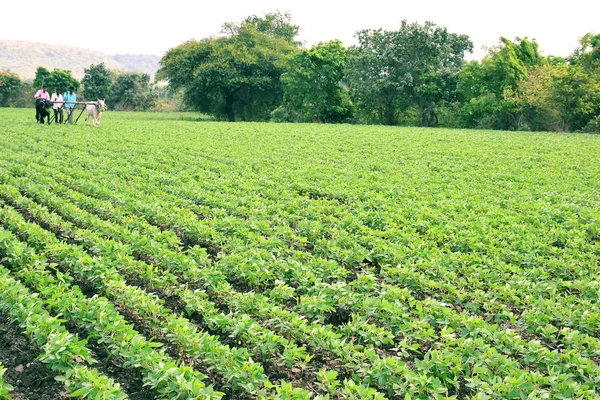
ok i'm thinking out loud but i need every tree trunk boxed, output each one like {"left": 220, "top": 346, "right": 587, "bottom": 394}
{"left": 224, "top": 97, "right": 235, "bottom": 122}
{"left": 383, "top": 105, "right": 396, "bottom": 125}
{"left": 420, "top": 105, "right": 438, "bottom": 127}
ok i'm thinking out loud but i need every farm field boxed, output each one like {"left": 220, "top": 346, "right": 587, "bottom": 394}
{"left": 0, "top": 107, "right": 599, "bottom": 399}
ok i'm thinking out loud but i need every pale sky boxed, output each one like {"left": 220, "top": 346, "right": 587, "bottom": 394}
{"left": 2, "top": 0, "right": 598, "bottom": 60}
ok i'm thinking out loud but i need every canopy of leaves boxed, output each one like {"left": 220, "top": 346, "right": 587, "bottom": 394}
{"left": 222, "top": 11, "right": 301, "bottom": 47}
{"left": 457, "top": 37, "right": 545, "bottom": 130}
{"left": 0, "top": 69, "right": 21, "bottom": 107}
{"left": 33, "top": 67, "right": 79, "bottom": 92}
{"left": 108, "top": 72, "right": 158, "bottom": 111}
{"left": 346, "top": 20, "right": 472, "bottom": 126}
{"left": 82, "top": 63, "right": 113, "bottom": 101}
{"left": 158, "top": 17, "right": 297, "bottom": 121}
{"left": 570, "top": 33, "right": 600, "bottom": 68}
{"left": 276, "top": 40, "right": 353, "bottom": 123}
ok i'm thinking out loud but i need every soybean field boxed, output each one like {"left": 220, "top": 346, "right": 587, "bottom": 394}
{"left": 0, "top": 108, "right": 599, "bottom": 399}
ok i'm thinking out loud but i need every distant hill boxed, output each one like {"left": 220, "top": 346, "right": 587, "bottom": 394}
{"left": 0, "top": 40, "right": 161, "bottom": 81}
{"left": 112, "top": 54, "right": 161, "bottom": 78}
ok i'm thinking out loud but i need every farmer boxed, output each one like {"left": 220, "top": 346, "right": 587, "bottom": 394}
{"left": 51, "top": 88, "right": 64, "bottom": 124}
{"left": 34, "top": 85, "right": 50, "bottom": 123}
{"left": 63, "top": 86, "right": 76, "bottom": 124}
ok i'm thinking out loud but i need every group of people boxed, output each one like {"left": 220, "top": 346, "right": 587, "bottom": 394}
{"left": 33, "top": 85, "right": 77, "bottom": 124}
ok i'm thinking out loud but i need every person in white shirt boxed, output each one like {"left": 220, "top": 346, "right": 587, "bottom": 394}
{"left": 51, "top": 89, "right": 64, "bottom": 124}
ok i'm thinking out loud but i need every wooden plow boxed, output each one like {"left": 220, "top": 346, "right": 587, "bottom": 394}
{"left": 41, "top": 100, "right": 101, "bottom": 125}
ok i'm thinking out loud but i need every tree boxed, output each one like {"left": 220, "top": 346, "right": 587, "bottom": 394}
{"left": 566, "top": 33, "right": 600, "bottom": 130}
{"left": 0, "top": 69, "right": 21, "bottom": 107}
{"left": 158, "top": 16, "right": 297, "bottom": 121}
{"left": 570, "top": 33, "right": 600, "bottom": 69}
{"left": 108, "top": 72, "right": 157, "bottom": 111}
{"left": 548, "top": 64, "right": 600, "bottom": 131}
{"left": 82, "top": 63, "right": 113, "bottom": 100}
{"left": 32, "top": 67, "right": 51, "bottom": 89}
{"left": 222, "top": 11, "right": 301, "bottom": 47}
{"left": 346, "top": 21, "right": 472, "bottom": 126}
{"left": 457, "top": 37, "right": 545, "bottom": 130}
{"left": 504, "top": 65, "right": 561, "bottom": 131}
{"left": 33, "top": 67, "right": 79, "bottom": 92}
{"left": 276, "top": 40, "right": 353, "bottom": 122}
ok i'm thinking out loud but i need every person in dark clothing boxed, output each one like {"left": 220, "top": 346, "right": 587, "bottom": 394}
{"left": 34, "top": 85, "right": 50, "bottom": 123}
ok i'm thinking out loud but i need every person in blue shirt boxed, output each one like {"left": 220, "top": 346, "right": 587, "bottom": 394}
{"left": 63, "top": 86, "right": 76, "bottom": 124}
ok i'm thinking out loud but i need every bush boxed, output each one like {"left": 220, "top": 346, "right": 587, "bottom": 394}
{"left": 581, "top": 115, "right": 600, "bottom": 133}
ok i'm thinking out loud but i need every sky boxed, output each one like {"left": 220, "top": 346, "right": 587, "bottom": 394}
{"left": 2, "top": 0, "right": 598, "bottom": 60}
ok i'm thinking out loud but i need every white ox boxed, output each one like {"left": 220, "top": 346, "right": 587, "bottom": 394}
{"left": 85, "top": 99, "right": 107, "bottom": 126}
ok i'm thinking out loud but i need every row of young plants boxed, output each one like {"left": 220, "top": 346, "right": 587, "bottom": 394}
{"left": 0, "top": 226, "right": 222, "bottom": 399}
{"left": 0, "top": 177, "right": 392, "bottom": 399}
{"left": 5, "top": 149, "right": 598, "bottom": 369}
{"left": 106, "top": 152, "right": 600, "bottom": 339}
{"left": 0, "top": 155, "right": 520, "bottom": 396}
{"left": 0, "top": 364, "right": 11, "bottom": 400}
{"left": 0, "top": 265, "right": 128, "bottom": 399}
{"left": 2, "top": 117, "right": 593, "bottom": 396}
{"left": 1, "top": 142, "right": 600, "bottom": 396}
{"left": 0, "top": 173, "right": 536, "bottom": 400}
{"left": 0, "top": 197, "right": 318, "bottom": 399}
{"left": 23, "top": 139, "right": 600, "bottom": 354}
{"left": 6, "top": 136, "right": 597, "bottom": 350}
{"left": 0, "top": 173, "right": 431, "bottom": 398}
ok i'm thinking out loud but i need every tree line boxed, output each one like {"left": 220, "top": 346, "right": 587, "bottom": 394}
{"left": 158, "top": 12, "right": 600, "bottom": 132}
{"left": 1, "top": 12, "right": 599, "bottom": 132}
{"left": 0, "top": 65, "right": 173, "bottom": 111}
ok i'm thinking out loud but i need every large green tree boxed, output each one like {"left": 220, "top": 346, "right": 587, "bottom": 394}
{"left": 82, "top": 63, "right": 113, "bottom": 100}
{"left": 33, "top": 67, "right": 79, "bottom": 92}
{"left": 158, "top": 14, "right": 297, "bottom": 121}
{"left": 567, "top": 33, "right": 600, "bottom": 130}
{"left": 493, "top": 34, "right": 600, "bottom": 132}
{"left": 346, "top": 21, "right": 472, "bottom": 126}
{"left": 0, "top": 69, "right": 21, "bottom": 107}
{"left": 108, "top": 72, "right": 157, "bottom": 111}
{"left": 275, "top": 40, "right": 353, "bottom": 123}
{"left": 457, "top": 37, "right": 545, "bottom": 130}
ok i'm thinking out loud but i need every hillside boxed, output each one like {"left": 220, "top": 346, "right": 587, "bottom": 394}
{"left": 112, "top": 54, "right": 161, "bottom": 78}
{"left": 0, "top": 40, "right": 160, "bottom": 80}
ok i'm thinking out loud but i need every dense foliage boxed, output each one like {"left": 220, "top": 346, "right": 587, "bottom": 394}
{"left": 107, "top": 72, "right": 158, "bottom": 111}
{"left": 32, "top": 66, "right": 79, "bottom": 92}
{"left": 158, "top": 12, "right": 298, "bottom": 121}
{"left": 81, "top": 63, "right": 113, "bottom": 100}
{"left": 274, "top": 40, "right": 353, "bottom": 123}
{"left": 2, "top": 14, "right": 599, "bottom": 131}
{"left": 0, "top": 109, "right": 599, "bottom": 398}
{"left": 156, "top": 14, "right": 600, "bottom": 130}
{"left": 80, "top": 64, "right": 160, "bottom": 110}
{"left": 346, "top": 21, "right": 473, "bottom": 126}
{"left": 0, "top": 69, "right": 21, "bottom": 107}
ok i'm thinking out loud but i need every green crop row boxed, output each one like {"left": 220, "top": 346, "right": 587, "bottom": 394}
{"left": 0, "top": 266, "right": 128, "bottom": 399}
{"left": 0, "top": 364, "right": 11, "bottom": 400}
{"left": 0, "top": 225, "right": 222, "bottom": 399}
{"left": 4, "top": 136, "right": 598, "bottom": 351}
{"left": 1, "top": 109, "right": 599, "bottom": 399}
{"left": 0, "top": 172, "right": 406, "bottom": 397}
{"left": 1, "top": 139, "right": 598, "bottom": 398}
{"left": 3, "top": 148, "right": 597, "bottom": 390}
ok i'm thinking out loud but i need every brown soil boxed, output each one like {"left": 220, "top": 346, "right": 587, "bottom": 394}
{"left": 0, "top": 313, "right": 68, "bottom": 400}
